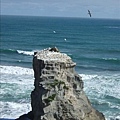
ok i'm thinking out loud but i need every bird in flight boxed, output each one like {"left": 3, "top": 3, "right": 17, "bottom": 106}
{"left": 88, "top": 10, "right": 92, "bottom": 17}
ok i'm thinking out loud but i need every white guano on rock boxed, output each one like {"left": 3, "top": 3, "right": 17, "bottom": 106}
{"left": 31, "top": 47, "right": 105, "bottom": 120}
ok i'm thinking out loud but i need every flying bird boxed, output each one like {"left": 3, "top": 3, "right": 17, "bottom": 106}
{"left": 88, "top": 10, "right": 92, "bottom": 17}
{"left": 64, "top": 38, "right": 67, "bottom": 41}
{"left": 53, "top": 31, "right": 56, "bottom": 33}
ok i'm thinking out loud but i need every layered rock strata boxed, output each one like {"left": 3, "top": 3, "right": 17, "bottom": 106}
{"left": 31, "top": 47, "right": 105, "bottom": 120}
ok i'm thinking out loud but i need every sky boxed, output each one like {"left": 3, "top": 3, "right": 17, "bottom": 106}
{"left": 1, "top": 0, "right": 120, "bottom": 19}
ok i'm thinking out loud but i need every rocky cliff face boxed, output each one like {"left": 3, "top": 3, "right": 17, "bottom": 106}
{"left": 31, "top": 47, "right": 105, "bottom": 120}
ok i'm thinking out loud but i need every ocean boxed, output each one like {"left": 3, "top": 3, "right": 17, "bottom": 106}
{"left": 0, "top": 15, "right": 120, "bottom": 120}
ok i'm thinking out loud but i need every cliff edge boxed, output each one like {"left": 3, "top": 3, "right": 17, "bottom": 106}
{"left": 31, "top": 47, "right": 105, "bottom": 120}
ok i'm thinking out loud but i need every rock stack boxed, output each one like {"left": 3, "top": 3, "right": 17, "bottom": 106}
{"left": 31, "top": 47, "right": 105, "bottom": 120}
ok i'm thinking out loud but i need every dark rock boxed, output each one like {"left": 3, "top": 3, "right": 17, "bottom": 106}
{"left": 15, "top": 111, "right": 34, "bottom": 120}
{"left": 16, "top": 47, "right": 106, "bottom": 120}
{"left": 49, "top": 47, "right": 59, "bottom": 52}
{"left": 30, "top": 48, "right": 105, "bottom": 120}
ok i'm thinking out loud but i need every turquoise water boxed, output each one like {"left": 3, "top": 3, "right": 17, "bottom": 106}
{"left": 0, "top": 15, "right": 120, "bottom": 119}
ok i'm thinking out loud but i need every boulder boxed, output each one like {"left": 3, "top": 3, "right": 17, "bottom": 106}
{"left": 31, "top": 47, "right": 105, "bottom": 120}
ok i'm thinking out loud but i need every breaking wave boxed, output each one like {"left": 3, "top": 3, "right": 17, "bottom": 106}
{"left": 0, "top": 65, "right": 33, "bottom": 75}
{"left": 0, "top": 65, "right": 34, "bottom": 118}
{"left": 17, "top": 50, "right": 34, "bottom": 56}
{"left": 80, "top": 73, "right": 120, "bottom": 120}
{"left": 0, "top": 48, "right": 35, "bottom": 56}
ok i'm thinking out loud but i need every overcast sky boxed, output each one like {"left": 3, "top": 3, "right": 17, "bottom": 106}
{"left": 1, "top": 0, "right": 120, "bottom": 19}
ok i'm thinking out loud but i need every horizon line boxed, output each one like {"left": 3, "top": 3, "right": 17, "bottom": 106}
{"left": 1, "top": 14, "right": 120, "bottom": 20}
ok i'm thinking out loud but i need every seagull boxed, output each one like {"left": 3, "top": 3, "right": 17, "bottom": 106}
{"left": 64, "top": 38, "right": 67, "bottom": 41}
{"left": 88, "top": 10, "right": 92, "bottom": 17}
{"left": 53, "top": 31, "right": 56, "bottom": 33}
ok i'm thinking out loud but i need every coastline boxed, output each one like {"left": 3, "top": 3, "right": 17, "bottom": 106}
{"left": 1, "top": 15, "right": 120, "bottom": 120}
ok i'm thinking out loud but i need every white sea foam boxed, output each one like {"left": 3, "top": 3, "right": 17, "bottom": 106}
{"left": 102, "top": 58, "right": 119, "bottom": 61}
{"left": 0, "top": 65, "right": 33, "bottom": 75}
{"left": 8, "top": 49, "right": 15, "bottom": 51}
{"left": 0, "top": 65, "right": 34, "bottom": 87}
{"left": 79, "top": 74, "right": 98, "bottom": 80}
{"left": 104, "top": 26, "right": 120, "bottom": 29}
{"left": 106, "top": 113, "right": 120, "bottom": 120}
{"left": 80, "top": 73, "right": 120, "bottom": 99}
{"left": 0, "top": 65, "right": 34, "bottom": 118}
{"left": 0, "top": 101, "right": 31, "bottom": 119}
{"left": 17, "top": 50, "right": 34, "bottom": 56}
{"left": 80, "top": 73, "right": 120, "bottom": 119}
{"left": 108, "top": 26, "right": 120, "bottom": 29}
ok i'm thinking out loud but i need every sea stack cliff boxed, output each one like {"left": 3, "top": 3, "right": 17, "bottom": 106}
{"left": 31, "top": 47, "right": 105, "bottom": 120}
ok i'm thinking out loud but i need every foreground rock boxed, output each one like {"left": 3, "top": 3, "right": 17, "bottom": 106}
{"left": 30, "top": 47, "right": 105, "bottom": 120}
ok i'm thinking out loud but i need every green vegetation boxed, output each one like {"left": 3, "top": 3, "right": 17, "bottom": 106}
{"left": 44, "top": 79, "right": 69, "bottom": 104}
{"left": 46, "top": 79, "right": 69, "bottom": 90}
{"left": 44, "top": 94, "right": 56, "bottom": 103}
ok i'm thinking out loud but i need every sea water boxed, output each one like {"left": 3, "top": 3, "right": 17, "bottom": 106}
{"left": 0, "top": 15, "right": 120, "bottom": 119}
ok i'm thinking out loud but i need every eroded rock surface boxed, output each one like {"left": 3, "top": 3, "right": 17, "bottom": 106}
{"left": 31, "top": 47, "right": 105, "bottom": 120}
